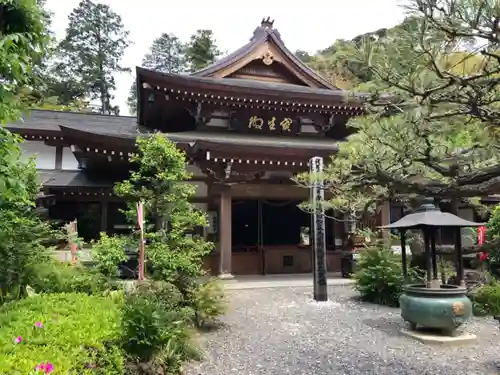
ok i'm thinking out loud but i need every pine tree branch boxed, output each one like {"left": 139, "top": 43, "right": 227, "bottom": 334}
{"left": 456, "top": 164, "right": 500, "bottom": 186}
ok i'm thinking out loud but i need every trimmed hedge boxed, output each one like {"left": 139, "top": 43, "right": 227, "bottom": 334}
{"left": 0, "top": 293, "right": 124, "bottom": 374}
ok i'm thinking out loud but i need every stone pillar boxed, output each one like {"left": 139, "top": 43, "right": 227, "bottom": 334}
{"left": 310, "top": 156, "right": 327, "bottom": 301}
{"left": 218, "top": 186, "right": 233, "bottom": 279}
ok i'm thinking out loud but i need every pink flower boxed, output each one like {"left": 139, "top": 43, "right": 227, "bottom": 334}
{"left": 34, "top": 321, "right": 43, "bottom": 328}
{"left": 35, "top": 361, "right": 54, "bottom": 373}
{"left": 479, "top": 252, "right": 489, "bottom": 262}
{"left": 13, "top": 336, "right": 22, "bottom": 344}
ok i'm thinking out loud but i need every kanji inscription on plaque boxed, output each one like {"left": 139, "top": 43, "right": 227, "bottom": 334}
{"left": 247, "top": 115, "right": 296, "bottom": 133}
{"left": 229, "top": 111, "right": 301, "bottom": 135}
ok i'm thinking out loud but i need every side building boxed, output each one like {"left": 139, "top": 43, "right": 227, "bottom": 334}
{"left": 8, "top": 19, "right": 388, "bottom": 276}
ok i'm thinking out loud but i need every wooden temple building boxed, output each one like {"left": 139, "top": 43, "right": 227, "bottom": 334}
{"left": 8, "top": 18, "right": 390, "bottom": 276}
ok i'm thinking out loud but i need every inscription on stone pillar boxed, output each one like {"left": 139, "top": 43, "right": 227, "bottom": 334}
{"left": 310, "top": 156, "right": 328, "bottom": 301}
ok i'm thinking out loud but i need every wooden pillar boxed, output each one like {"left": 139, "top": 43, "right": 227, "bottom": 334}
{"left": 424, "top": 229, "right": 432, "bottom": 288}
{"left": 430, "top": 229, "right": 440, "bottom": 288}
{"left": 218, "top": 186, "right": 233, "bottom": 279}
{"left": 330, "top": 211, "right": 335, "bottom": 250}
{"left": 380, "top": 202, "right": 391, "bottom": 244}
{"left": 55, "top": 146, "right": 63, "bottom": 170}
{"left": 400, "top": 229, "right": 408, "bottom": 282}
{"left": 100, "top": 201, "right": 108, "bottom": 233}
{"left": 455, "top": 227, "right": 465, "bottom": 287}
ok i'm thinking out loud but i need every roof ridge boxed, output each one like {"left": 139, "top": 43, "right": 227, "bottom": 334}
{"left": 27, "top": 109, "right": 136, "bottom": 120}
{"left": 138, "top": 67, "right": 349, "bottom": 98}
{"left": 190, "top": 19, "right": 338, "bottom": 89}
{"left": 190, "top": 34, "right": 266, "bottom": 77}
{"left": 38, "top": 169, "right": 81, "bottom": 172}
{"left": 267, "top": 33, "right": 338, "bottom": 90}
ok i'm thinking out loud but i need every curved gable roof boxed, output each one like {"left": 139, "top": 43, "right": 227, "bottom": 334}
{"left": 191, "top": 18, "right": 338, "bottom": 90}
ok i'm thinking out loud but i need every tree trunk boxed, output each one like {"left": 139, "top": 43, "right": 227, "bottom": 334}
{"left": 99, "top": 72, "right": 107, "bottom": 114}
{"left": 96, "top": 31, "right": 108, "bottom": 114}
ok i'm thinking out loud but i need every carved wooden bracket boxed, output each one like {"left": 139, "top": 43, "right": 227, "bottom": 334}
{"left": 199, "top": 161, "right": 264, "bottom": 184}
{"left": 199, "top": 161, "right": 228, "bottom": 182}
{"left": 187, "top": 102, "right": 213, "bottom": 127}
{"left": 308, "top": 113, "right": 335, "bottom": 134}
{"left": 231, "top": 170, "right": 264, "bottom": 183}
{"left": 204, "top": 167, "right": 224, "bottom": 182}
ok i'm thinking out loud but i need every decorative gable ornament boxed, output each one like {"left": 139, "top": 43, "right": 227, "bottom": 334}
{"left": 262, "top": 50, "right": 274, "bottom": 65}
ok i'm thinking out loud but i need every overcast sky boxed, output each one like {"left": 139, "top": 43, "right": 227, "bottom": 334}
{"left": 45, "top": 0, "right": 407, "bottom": 116}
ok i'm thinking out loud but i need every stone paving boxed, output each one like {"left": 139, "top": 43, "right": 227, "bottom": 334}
{"left": 222, "top": 273, "right": 354, "bottom": 290}
{"left": 186, "top": 285, "right": 500, "bottom": 375}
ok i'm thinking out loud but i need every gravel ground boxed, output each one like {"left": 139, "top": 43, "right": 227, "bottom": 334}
{"left": 186, "top": 285, "right": 500, "bottom": 375}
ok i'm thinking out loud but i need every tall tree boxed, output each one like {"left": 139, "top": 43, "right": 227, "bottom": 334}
{"left": 127, "top": 33, "right": 186, "bottom": 114}
{"left": 296, "top": 0, "right": 500, "bottom": 218}
{"left": 1, "top": 0, "right": 49, "bottom": 120}
{"left": 10, "top": 0, "right": 89, "bottom": 111}
{"left": 143, "top": 33, "right": 186, "bottom": 73}
{"left": 184, "top": 29, "right": 221, "bottom": 72}
{"left": 0, "top": 0, "right": 47, "bottom": 199}
{"left": 126, "top": 84, "right": 138, "bottom": 116}
{"left": 0, "top": 0, "right": 55, "bottom": 299}
{"left": 58, "top": 0, "right": 130, "bottom": 115}
{"left": 34, "top": 66, "right": 89, "bottom": 109}
{"left": 114, "top": 134, "right": 213, "bottom": 287}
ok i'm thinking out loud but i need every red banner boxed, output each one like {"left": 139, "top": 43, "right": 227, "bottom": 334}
{"left": 136, "top": 201, "right": 144, "bottom": 230}
{"left": 69, "top": 220, "right": 77, "bottom": 265}
{"left": 478, "top": 225, "right": 487, "bottom": 245}
{"left": 136, "top": 201, "right": 145, "bottom": 281}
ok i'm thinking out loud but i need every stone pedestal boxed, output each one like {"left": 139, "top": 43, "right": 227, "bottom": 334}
{"left": 400, "top": 328, "right": 477, "bottom": 345}
{"left": 218, "top": 273, "right": 235, "bottom": 280}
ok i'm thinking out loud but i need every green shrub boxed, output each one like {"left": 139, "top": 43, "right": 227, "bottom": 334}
{"left": 0, "top": 209, "right": 56, "bottom": 302}
{"left": 122, "top": 281, "right": 200, "bottom": 374}
{"left": 29, "top": 259, "right": 96, "bottom": 294}
{"left": 354, "top": 246, "right": 410, "bottom": 307}
{"left": 133, "top": 280, "right": 184, "bottom": 309}
{"left": 0, "top": 293, "right": 124, "bottom": 374}
{"left": 145, "top": 231, "right": 213, "bottom": 294}
{"left": 188, "top": 279, "right": 227, "bottom": 329}
{"left": 487, "top": 205, "right": 500, "bottom": 242}
{"left": 91, "top": 232, "right": 129, "bottom": 277}
{"left": 29, "top": 259, "right": 109, "bottom": 295}
{"left": 471, "top": 281, "right": 500, "bottom": 316}
{"left": 484, "top": 205, "right": 500, "bottom": 277}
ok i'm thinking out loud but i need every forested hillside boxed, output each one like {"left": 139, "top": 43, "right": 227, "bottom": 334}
{"left": 295, "top": 16, "right": 483, "bottom": 91}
